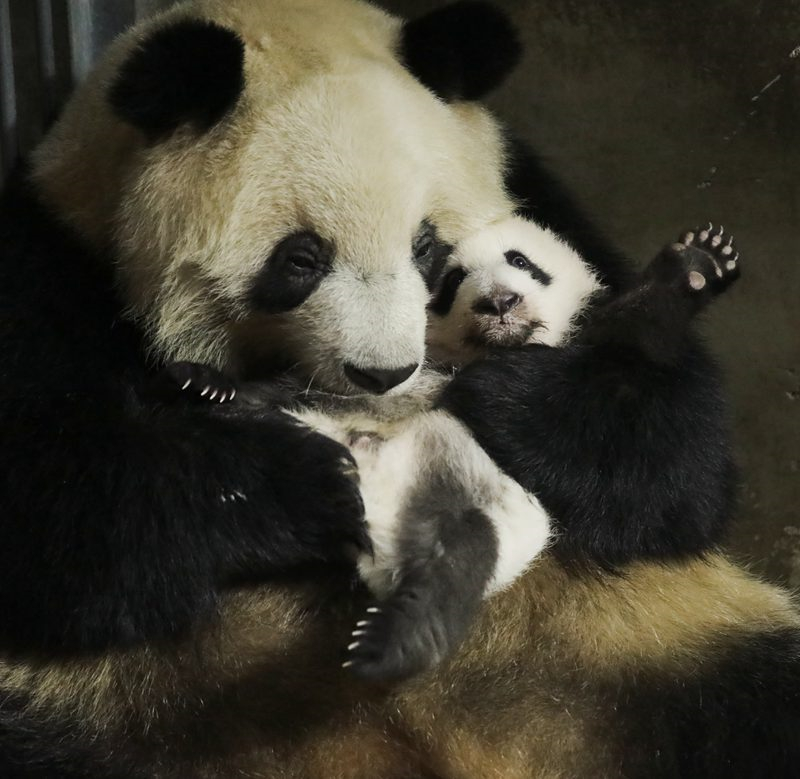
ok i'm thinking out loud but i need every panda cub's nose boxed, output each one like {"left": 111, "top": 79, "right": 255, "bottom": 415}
{"left": 344, "top": 363, "right": 419, "bottom": 394}
{"left": 473, "top": 292, "right": 522, "bottom": 316}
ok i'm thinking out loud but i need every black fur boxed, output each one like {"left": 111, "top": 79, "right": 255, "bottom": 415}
{"left": 611, "top": 628, "right": 800, "bottom": 778}
{"left": 109, "top": 19, "right": 245, "bottom": 138}
{"left": 441, "top": 205, "right": 739, "bottom": 567}
{"left": 346, "top": 461, "right": 498, "bottom": 683}
{"left": 0, "top": 171, "right": 368, "bottom": 652}
{"left": 401, "top": 1, "right": 522, "bottom": 101}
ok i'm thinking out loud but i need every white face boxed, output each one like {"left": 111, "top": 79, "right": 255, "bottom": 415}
{"left": 426, "top": 216, "right": 603, "bottom": 366}
{"left": 32, "top": 0, "right": 515, "bottom": 396}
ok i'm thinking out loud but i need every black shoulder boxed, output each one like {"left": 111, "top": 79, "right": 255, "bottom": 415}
{"left": 503, "top": 136, "right": 634, "bottom": 292}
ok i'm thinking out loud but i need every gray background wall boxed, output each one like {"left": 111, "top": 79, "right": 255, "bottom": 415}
{"left": 1, "top": 0, "right": 798, "bottom": 585}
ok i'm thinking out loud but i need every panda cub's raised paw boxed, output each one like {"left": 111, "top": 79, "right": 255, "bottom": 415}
{"left": 677, "top": 223, "right": 741, "bottom": 294}
{"left": 158, "top": 361, "right": 237, "bottom": 404}
{"left": 652, "top": 223, "right": 741, "bottom": 303}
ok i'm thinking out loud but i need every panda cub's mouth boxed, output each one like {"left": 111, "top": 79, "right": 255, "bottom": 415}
{"left": 429, "top": 264, "right": 545, "bottom": 352}
{"left": 467, "top": 318, "right": 539, "bottom": 348}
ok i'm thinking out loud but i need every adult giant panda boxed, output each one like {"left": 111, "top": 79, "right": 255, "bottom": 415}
{"left": 0, "top": 2, "right": 799, "bottom": 779}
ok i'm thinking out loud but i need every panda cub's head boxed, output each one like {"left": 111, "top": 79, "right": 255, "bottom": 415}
{"left": 426, "top": 216, "right": 603, "bottom": 366}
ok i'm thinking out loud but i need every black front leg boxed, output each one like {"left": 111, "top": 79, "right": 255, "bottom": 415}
{"left": 439, "top": 226, "right": 740, "bottom": 568}
{"left": 583, "top": 224, "right": 740, "bottom": 363}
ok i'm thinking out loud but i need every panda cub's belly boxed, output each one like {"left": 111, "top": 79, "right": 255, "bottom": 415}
{"left": 289, "top": 398, "right": 549, "bottom": 600}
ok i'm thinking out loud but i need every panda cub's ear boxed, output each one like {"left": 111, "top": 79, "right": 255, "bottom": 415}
{"left": 109, "top": 19, "right": 245, "bottom": 138}
{"left": 400, "top": 1, "right": 522, "bottom": 101}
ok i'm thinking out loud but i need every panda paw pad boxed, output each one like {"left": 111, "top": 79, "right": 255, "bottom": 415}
{"left": 671, "top": 223, "right": 741, "bottom": 295}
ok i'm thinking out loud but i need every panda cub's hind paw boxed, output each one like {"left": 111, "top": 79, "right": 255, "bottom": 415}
{"left": 160, "top": 361, "right": 237, "bottom": 404}
{"left": 664, "top": 223, "right": 741, "bottom": 298}
{"left": 343, "top": 589, "right": 457, "bottom": 684}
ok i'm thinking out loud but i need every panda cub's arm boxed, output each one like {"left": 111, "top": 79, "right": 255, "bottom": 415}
{"left": 437, "top": 217, "right": 740, "bottom": 568}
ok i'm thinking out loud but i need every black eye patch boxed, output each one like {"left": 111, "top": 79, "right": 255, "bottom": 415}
{"left": 505, "top": 250, "right": 552, "bottom": 286}
{"left": 429, "top": 266, "right": 467, "bottom": 316}
{"left": 413, "top": 220, "right": 452, "bottom": 291}
{"left": 249, "top": 231, "right": 333, "bottom": 313}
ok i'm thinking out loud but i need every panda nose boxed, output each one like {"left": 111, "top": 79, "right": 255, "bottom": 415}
{"left": 473, "top": 292, "right": 522, "bottom": 316}
{"left": 344, "top": 363, "right": 419, "bottom": 394}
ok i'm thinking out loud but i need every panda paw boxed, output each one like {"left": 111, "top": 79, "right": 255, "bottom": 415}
{"left": 343, "top": 588, "right": 456, "bottom": 684}
{"left": 677, "top": 223, "right": 740, "bottom": 294}
{"left": 652, "top": 223, "right": 741, "bottom": 303}
{"left": 158, "top": 361, "right": 238, "bottom": 404}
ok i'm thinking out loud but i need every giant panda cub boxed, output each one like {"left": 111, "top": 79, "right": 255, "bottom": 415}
{"left": 159, "top": 215, "right": 739, "bottom": 682}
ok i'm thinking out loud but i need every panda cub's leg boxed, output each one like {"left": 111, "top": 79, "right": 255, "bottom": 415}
{"left": 335, "top": 410, "right": 550, "bottom": 683}
{"left": 585, "top": 224, "right": 740, "bottom": 362}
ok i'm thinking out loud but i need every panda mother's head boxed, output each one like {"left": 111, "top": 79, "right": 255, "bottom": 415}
{"left": 31, "top": 0, "right": 519, "bottom": 394}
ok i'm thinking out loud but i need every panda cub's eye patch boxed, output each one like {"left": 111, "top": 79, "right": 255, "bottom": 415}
{"left": 249, "top": 231, "right": 333, "bottom": 313}
{"left": 505, "top": 250, "right": 552, "bottom": 286}
{"left": 413, "top": 220, "right": 451, "bottom": 291}
{"left": 429, "top": 266, "right": 467, "bottom": 316}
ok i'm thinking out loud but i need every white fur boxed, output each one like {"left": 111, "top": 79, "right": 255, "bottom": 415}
{"left": 427, "top": 215, "right": 603, "bottom": 365}
{"left": 291, "top": 404, "right": 550, "bottom": 600}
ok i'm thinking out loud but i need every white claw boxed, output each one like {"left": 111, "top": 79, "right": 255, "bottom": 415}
{"left": 218, "top": 392, "right": 227, "bottom": 403}
{"left": 200, "top": 385, "right": 211, "bottom": 397}
{"left": 209, "top": 389, "right": 219, "bottom": 400}
{"left": 356, "top": 620, "right": 369, "bottom": 628}
{"left": 707, "top": 221, "right": 714, "bottom": 230}
{"left": 181, "top": 379, "right": 192, "bottom": 390}
{"left": 234, "top": 490, "right": 247, "bottom": 501}
{"left": 347, "top": 641, "right": 361, "bottom": 651}
{"left": 352, "top": 630, "right": 366, "bottom": 637}
{"left": 221, "top": 494, "right": 228, "bottom": 503}
{"left": 230, "top": 387, "right": 237, "bottom": 400}
{"left": 342, "top": 660, "right": 354, "bottom": 669}
{"left": 366, "top": 606, "right": 381, "bottom": 614}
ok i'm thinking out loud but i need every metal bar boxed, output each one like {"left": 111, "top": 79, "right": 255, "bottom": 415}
{"left": 69, "top": 0, "right": 136, "bottom": 84}
{"left": 0, "top": 0, "right": 16, "bottom": 178}
{"left": 9, "top": 0, "right": 46, "bottom": 159}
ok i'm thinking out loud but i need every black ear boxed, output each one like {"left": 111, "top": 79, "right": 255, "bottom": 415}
{"left": 400, "top": 1, "right": 522, "bottom": 101}
{"left": 109, "top": 19, "right": 245, "bottom": 138}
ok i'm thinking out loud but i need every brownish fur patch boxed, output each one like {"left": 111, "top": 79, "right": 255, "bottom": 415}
{"left": 2, "top": 553, "right": 796, "bottom": 777}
